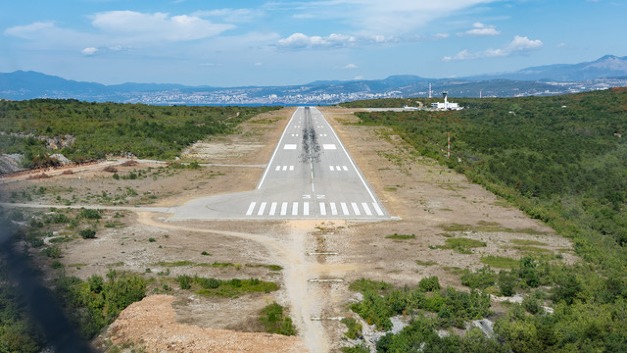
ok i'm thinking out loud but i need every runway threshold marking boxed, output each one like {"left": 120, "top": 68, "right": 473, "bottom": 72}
{"left": 246, "top": 202, "right": 256, "bottom": 216}
{"left": 372, "top": 203, "right": 385, "bottom": 216}
{"left": 362, "top": 202, "right": 373, "bottom": 216}
{"left": 257, "top": 202, "right": 267, "bottom": 216}
{"left": 340, "top": 202, "right": 349, "bottom": 216}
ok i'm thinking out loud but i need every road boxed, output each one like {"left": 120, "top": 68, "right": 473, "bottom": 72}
{"left": 172, "top": 107, "right": 388, "bottom": 221}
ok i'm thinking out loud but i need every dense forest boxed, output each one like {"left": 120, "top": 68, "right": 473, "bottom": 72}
{"left": 0, "top": 99, "right": 279, "bottom": 168}
{"left": 342, "top": 88, "right": 626, "bottom": 352}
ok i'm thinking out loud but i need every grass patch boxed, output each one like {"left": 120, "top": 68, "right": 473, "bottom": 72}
{"left": 480, "top": 255, "right": 520, "bottom": 269}
{"left": 511, "top": 239, "right": 548, "bottom": 246}
{"left": 385, "top": 233, "right": 416, "bottom": 240}
{"left": 349, "top": 278, "right": 393, "bottom": 294}
{"left": 201, "top": 262, "right": 238, "bottom": 268}
{"left": 435, "top": 237, "right": 487, "bottom": 254}
{"left": 49, "top": 236, "right": 72, "bottom": 244}
{"left": 415, "top": 260, "right": 437, "bottom": 266}
{"left": 441, "top": 221, "right": 548, "bottom": 235}
{"left": 512, "top": 245, "right": 553, "bottom": 255}
{"left": 154, "top": 260, "right": 195, "bottom": 267}
{"left": 195, "top": 277, "right": 279, "bottom": 298}
{"left": 245, "top": 264, "right": 283, "bottom": 271}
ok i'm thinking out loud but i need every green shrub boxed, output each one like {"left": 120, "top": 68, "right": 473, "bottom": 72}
{"left": 259, "top": 302, "right": 297, "bottom": 336}
{"left": 341, "top": 317, "right": 363, "bottom": 339}
{"left": 79, "top": 229, "right": 96, "bottom": 239}
{"left": 497, "top": 271, "right": 517, "bottom": 297}
{"left": 177, "top": 275, "right": 192, "bottom": 290}
{"left": 43, "top": 246, "right": 62, "bottom": 258}
{"left": 461, "top": 266, "right": 497, "bottom": 290}
{"left": 79, "top": 208, "right": 102, "bottom": 220}
{"left": 418, "top": 276, "right": 441, "bottom": 292}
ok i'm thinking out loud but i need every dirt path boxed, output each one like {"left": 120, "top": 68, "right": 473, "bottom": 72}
{"left": 136, "top": 213, "right": 328, "bottom": 353}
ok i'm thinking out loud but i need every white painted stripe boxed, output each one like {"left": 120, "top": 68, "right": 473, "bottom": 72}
{"left": 341, "top": 202, "right": 349, "bottom": 216}
{"left": 330, "top": 202, "right": 338, "bottom": 216}
{"left": 275, "top": 165, "right": 280, "bottom": 171}
{"left": 324, "top": 109, "right": 378, "bottom": 203}
{"left": 284, "top": 144, "right": 297, "bottom": 150}
{"left": 323, "top": 144, "right": 337, "bottom": 150}
{"left": 336, "top": 166, "right": 341, "bottom": 171}
{"left": 280, "top": 202, "right": 288, "bottom": 216}
{"left": 343, "top": 166, "right": 348, "bottom": 171}
{"left": 329, "top": 166, "right": 335, "bottom": 171}
{"left": 257, "top": 108, "right": 300, "bottom": 189}
{"left": 257, "top": 202, "right": 267, "bottom": 216}
{"left": 303, "top": 202, "right": 310, "bottom": 216}
{"left": 372, "top": 203, "right": 384, "bottom": 216}
{"left": 351, "top": 202, "right": 361, "bottom": 216}
{"left": 282, "top": 166, "right": 287, "bottom": 171}
{"left": 292, "top": 202, "right": 299, "bottom": 216}
{"left": 319, "top": 202, "right": 326, "bottom": 216}
{"left": 362, "top": 202, "right": 372, "bottom": 216}
{"left": 289, "top": 165, "right": 294, "bottom": 171}
{"left": 246, "top": 202, "right": 256, "bottom": 216}
{"left": 269, "top": 202, "right": 277, "bottom": 216}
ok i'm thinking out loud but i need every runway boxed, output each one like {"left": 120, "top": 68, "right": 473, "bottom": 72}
{"left": 172, "top": 107, "right": 388, "bottom": 220}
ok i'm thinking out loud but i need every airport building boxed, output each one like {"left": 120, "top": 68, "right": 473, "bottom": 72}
{"left": 431, "top": 92, "right": 463, "bottom": 110}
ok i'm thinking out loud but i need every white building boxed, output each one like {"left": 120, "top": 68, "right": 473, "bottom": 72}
{"left": 430, "top": 92, "right": 463, "bottom": 110}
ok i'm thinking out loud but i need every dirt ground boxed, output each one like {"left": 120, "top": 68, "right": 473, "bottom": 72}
{"left": 1, "top": 106, "right": 576, "bottom": 353}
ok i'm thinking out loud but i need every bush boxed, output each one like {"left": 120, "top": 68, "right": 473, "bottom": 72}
{"left": 43, "top": 246, "right": 62, "bottom": 258}
{"left": 418, "top": 276, "right": 441, "bottom": 292}
{"left": 461, "top": 266, "right": 497, "bottom": 290}
{"left": 341, "top": 317, "right": 363, "bottom": 339}
{"left": 79, "top": 229, "right": 96, "bottom": 239}
{"left": 259, "top": 302, "right": 297, "bottom": 336}
{"left": 79, "top": 208, "right": 101, "bottom": 220}
{"left": 498, "top": 271, "right": 517, "bottom": 297}
{"left": 177, "top": 275, "right": 192, "bottom": 290}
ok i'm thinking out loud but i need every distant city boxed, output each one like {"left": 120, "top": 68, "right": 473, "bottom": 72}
{"left": 1, "top": 55, "right": 626, "bottom": 105}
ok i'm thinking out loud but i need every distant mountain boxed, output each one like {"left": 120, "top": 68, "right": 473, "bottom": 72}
{"left": 1, "top": 56, "right": 626, "bottom": 105}
{"left": 474, "top": 55, "right": 627, "bottom": 81}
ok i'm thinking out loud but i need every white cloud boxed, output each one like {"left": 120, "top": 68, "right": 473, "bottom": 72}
{"left": 343, "top": 63, "right": 358, "bottom": 69}
{"left": 465, "top": 22, "right": 500, "bottom": 36}
{"left": 282, "top": 0, "right": 500, "bottom": 36}
{"left": 443, "top": 35, "right": 543, "bottom": 61}
{"left": 81, "top": 47, "right": 98, "bottom": 56}
{"left": 193, "top": 8, "right": 262, "bottom": 23}
{"left": 506, "top": 35, "right": 543, "bottom": 51}
{"left": 277, "top": 32, "right": 356, "bottom": 49}
{"left": 91, "top": 11, "right": 234, "bottom": 42}
{"left": 4, "top": 21, "right": 56, "bottom": 38}
{"left": 434, "top": 33, "right": 450, "bottom": 39}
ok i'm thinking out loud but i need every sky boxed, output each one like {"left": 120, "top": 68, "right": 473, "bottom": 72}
{"left": 1, "top": 0, "right": 626, "bottom": 87}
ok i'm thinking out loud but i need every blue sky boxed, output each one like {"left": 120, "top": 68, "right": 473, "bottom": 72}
{"left": 1, "top": 0, "right": 625, "bottom": 86}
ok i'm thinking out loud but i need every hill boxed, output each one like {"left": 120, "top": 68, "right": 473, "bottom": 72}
{"left": 1, "top": 56, "right": 627, "bottom": 104}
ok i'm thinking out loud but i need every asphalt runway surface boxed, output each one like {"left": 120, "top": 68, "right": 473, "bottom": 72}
{"left": 172, "top": 107, "right": 389, "bottom": 220}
